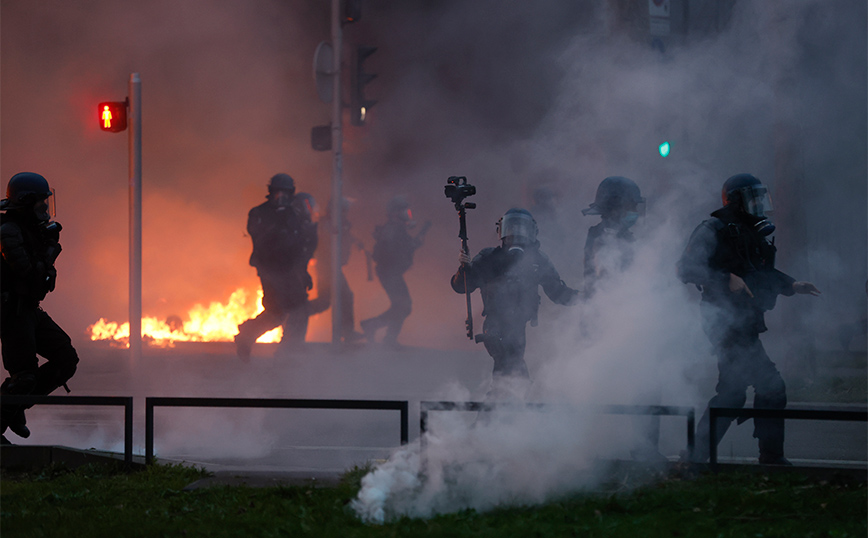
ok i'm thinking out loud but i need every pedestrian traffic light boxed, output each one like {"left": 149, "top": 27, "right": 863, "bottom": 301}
{"left": 658, "top": 141, "right": 671, "bottom": 157}
{"left": 350, "top": 46, "right": 377, "bottom": 126}
{"left": 98, "top": 101, "right": 128, "bottom": 133}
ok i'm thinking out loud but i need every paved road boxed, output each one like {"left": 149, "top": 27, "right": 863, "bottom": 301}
{"left": 8, "top": 342, "right": 867, "bottom": 473}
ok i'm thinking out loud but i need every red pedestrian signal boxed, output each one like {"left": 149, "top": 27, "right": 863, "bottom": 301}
{"left": 98, "top": 101, "right": 127, "bottom": 133}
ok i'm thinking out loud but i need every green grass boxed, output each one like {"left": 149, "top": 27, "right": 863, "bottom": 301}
{"left": 2, "top": 462, "right": 865, "bottom": 537}
{"left": 788, "top": 350, "right": 867, "bottom": 404}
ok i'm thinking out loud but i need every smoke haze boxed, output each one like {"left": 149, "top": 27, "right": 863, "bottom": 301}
{"left": 2, "top": 0, "right": 866, "bottom": 521}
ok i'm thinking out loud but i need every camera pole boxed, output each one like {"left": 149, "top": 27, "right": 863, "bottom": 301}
{"left": 457, "top": 204, "right": 473, "bottom": 339}
{"left": 448, "top": 177, "right": 475, "bottom": 340}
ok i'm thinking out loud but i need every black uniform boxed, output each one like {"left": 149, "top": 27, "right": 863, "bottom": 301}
{"left": 452, "top": 246, "right": 577, "bottom": 379}
{"left": 583, "top": 223, "right": 635, "bottom": 298}
{"left": 1, "top": 210, "right": 79, "bottom": 436}
{"left": 677, "top": 204, "right": 795, "bottom": 462}
{"left": 581, "top": 176, "right": 644, "bottom": 298}
{"left": 236, "top": 198, "right": 317, "bottom": 348}
{"left": 361, "top": 219, "right": 424, "bottom": 345}
{"left": 584, "top": 220, "right": 669, "bottom": 460}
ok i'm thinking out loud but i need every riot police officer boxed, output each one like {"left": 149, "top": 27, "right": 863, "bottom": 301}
{"left": 582, "top": 176, "right": 645, "bottom": 298}
{"left": 582, "top": 176, "right": 665, "bottom": 461}
{"left": 361, "top": 196, "right": 429, "bottom": 346}
{"left": 235, "top": 174, "right": 317, "bottom": 360}
{"left": 1, "top": 172, "right": 80, "bottom": 442}
{"left": 677, "top": 173, "right": 820, "bottom": 465}
{"left": 452, "top": 208, "right": 578, "bottom": 398}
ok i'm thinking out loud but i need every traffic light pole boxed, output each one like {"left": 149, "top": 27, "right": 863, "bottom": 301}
{"left": 329, "top": 0, "right": 344, "bottom": 345}
{"left": 128, "top": 73, "right": 142, "bottom": 364}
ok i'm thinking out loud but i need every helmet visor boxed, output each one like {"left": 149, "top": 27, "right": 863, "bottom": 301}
{"left": 739, "top": 185, "right": 773, "bottom": 217}
{"left": 626, "top": 198, "right": 646, "bottom": 217}
{"left": 47, "top": 188, "right": 56, "bottom": 219}
{"left": 500, "top": 212, "right": 537, "bottom": 245}
{"left": 29, "top": 189, "right": 55, "bottom": 222}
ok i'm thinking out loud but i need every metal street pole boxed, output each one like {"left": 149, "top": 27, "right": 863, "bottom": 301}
{"left": 329, "top": 0, "right": 343, "bottom": 344}
{"left": 128, "top": 73, "right": 142, "bottom": 364}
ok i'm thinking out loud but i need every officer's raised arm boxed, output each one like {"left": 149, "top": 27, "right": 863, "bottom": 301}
{"left": 792, "top": 281, "right": 821, "bottom": 296}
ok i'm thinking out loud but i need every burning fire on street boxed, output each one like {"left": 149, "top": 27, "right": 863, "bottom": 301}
{"left": 88, "top": 261, "right": 327, "bottom": 348}
{"left": 88, "top": 287, "right": 282, "bottom": 348}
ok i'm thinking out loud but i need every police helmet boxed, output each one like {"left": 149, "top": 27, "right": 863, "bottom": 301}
{"left": 497, "top": 208, "right": 538, "bottom": 246}
{"left": 268, "top": 173, "right": 296, "bottom": 197}
{"left": 3, "top": 172, "right": 52, "bottom": 210}
{"left": 722, "top": 173, "right": 773, "bottom": 218}
{"left": 387, "top": 195, "right": 411, "bottom": 221}
{"left": 582, "top": 176, "right": 645, "bottom": 217}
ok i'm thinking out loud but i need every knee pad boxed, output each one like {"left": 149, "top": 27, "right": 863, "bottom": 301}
{"left": 754, "top": 369, "right": 786, "bottom": 408}
{"left": 56, "top": 360, "right": 78, "bottom": 385}
{"left": 395, "top": 302, "right": 412, "bottom": 319}
{"left": 712, "top": 388, "right": 747, "bottom": 410}
{"left": 755, "top": 386, "right": 787, "bottom": 409}
{"left": 30, "top": 362, "right": 76, "bottom": 396}
{"left": 54, "top": 347, "right": 79, "bottom": 384}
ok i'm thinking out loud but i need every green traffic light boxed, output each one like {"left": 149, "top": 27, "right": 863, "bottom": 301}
{"left": 658, "top": 141, "right": 671, "bottom": 157}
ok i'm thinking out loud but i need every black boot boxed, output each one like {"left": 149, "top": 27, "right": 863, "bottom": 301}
{"left": 758, "top": 438, "right": 790, "bottom": 465}
{"left": 1, "top": 406, "right": 30, "bottom": 439}
{"left": 234, "top": 326, "right": 254, "bottom": 362}
{"left": 360, "top": 318, "right": 380, "bottom": 343}
{"left": 758, "top": 453, "right": 792, "bottom": 465}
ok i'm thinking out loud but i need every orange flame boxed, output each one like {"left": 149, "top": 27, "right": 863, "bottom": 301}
{"left": 87, "top": 287, "right": 282, "bottom": 348}
{"left": 88, "top": 259, "right": 331, "bottom": 348}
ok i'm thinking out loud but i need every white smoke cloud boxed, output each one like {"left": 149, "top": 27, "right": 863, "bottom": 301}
{"left": 352, "top": 209, "right": 714, "bottom": 522}
{"left": 352, "top": 405, "right": 606, "bottom": 523}
{"left": 351, "top": 0, "right": 865, "bottom": 522}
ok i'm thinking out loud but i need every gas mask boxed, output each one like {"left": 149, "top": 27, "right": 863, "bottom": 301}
{"left": 620, "top": 211, "right": 639, "bottom": 230}
{"left": 33, "top": 199, "right": 52, "bottom": 223}
{"left": 271, "top": 190, "right": 292, "bottom": 210}
{"left": 749, "top": 215, "right": 776, "bottom": 237}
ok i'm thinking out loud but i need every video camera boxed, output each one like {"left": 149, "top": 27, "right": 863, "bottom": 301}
{"left": 444, "top": 176, "right": 476, "bottom": 209}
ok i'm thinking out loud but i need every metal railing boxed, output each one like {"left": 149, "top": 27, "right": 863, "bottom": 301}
{"left": 420, "top": 401, "right": 695, "bottom": 454}
{"left": 10, "top": 397, "right": 865, "bottom": 471}
{"left": 709, "top": 406, "right": 868, "bottom": 468}
{"left": 145, "top": 397, "right": 409, "bottom": 464}
{"left": 600, "top": 404, "right": 695, "bottom": 453}
{"left": 0, "top": 395, "right": 134, "bottom": 465}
